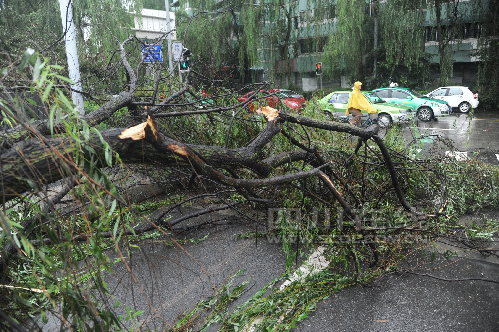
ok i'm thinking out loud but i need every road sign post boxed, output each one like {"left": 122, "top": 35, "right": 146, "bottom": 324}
{"left": 141, "top": 43, "right": 163, "bottom": 63}
{"left": 165, "top": 0, "right": 173, "bottom": 74}
{"left": 172, "top": 42, "right": 183, "bottom": 61}
{"left": 315, "top": 62, "right": 323, "bottom": 90}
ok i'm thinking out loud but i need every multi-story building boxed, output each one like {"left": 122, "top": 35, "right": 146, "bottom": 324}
{"left": 175, "top": 0, "right": 493, "bottom": 91}
{"left": 422, "top": 0, "right": 488, "bottom": 86}
{"left": 253, "top": 0, "right": 492, "bottom": 91}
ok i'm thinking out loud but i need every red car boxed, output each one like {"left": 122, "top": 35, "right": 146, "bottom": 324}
{"left": 237, "top": 89, "right": 306, "bottom": 112}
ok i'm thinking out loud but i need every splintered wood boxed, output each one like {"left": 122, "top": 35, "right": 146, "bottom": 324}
{"left": 119, "top": 115, "right": 157, "bottom": 141}
{"left": 119, "top": 122, "right": 148, "bottom": 141}
{"left": 167, "top": 144, "right": 189, "bottom": 157}
{"left": 257, "top": 106, "right": 279, "bottom": 121}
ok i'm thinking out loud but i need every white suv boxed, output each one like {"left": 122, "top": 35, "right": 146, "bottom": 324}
{"left": 426, "top": 86, "right": 479, "bottom": 113}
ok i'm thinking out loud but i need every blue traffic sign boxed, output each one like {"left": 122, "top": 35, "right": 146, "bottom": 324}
{"left": 142, "top": 43, "right": 163, "bottom": 63}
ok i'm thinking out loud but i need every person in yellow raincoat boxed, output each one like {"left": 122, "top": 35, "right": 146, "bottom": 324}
{"left": 346, "top": 81, "right": 378, "bottom": 126}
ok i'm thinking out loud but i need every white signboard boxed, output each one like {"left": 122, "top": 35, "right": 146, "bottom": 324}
{"left": 172, "top": 41, "right": 183, "bottom": 61}
{"left": 133, "top": 9, "right": 176, "bottom": 40}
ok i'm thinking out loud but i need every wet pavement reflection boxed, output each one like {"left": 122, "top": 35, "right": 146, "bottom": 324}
{"left": 399, "top": 112, "right": 499, "bottom": 164}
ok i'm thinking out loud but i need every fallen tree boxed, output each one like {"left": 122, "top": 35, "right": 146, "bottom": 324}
{"left": 1, "top": 38, "right": 498, "bottom": 330}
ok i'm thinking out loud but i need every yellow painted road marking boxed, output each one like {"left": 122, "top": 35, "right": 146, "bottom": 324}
{"left": 474, "top": 118, "right": 499, "bottom": 121}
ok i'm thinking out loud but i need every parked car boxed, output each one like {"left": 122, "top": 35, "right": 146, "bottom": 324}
{"left": 426, "top": 86, "right": 478, "bottom": 113}
{"left": 372, "top": 87, "right": 451, "bottom": 122}
{"left": 317, "top": 90, "right": 414, "bottom": 127}
{"left": 237, "top": 89, "right": 306, "bottom": 111}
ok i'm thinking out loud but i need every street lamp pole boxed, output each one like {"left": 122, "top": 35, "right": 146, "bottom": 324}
{"left": 58, "top": 0, "right": 84, "bottom": 115}
{"left": 164, "top": 0, "right": 174, "bottom": 74}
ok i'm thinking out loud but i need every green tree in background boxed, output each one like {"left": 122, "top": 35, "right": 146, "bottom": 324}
{"left": 323, "top": 0, "right": 368, "bottom": 81}
{"left": 176, "top": 0, "right": 262, "bottom": 81}
{"left": 0, "top": 0, "right": 141, "bottom": 93}
{"left": 476, "top": 0, "right": 499, "bottom": 109}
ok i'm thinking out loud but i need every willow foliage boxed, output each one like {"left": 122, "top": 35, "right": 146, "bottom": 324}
{"left": 0, "top": 0, "right": 142, "bottom": 88}
{"left": 177, "top": 11, "right": 234, "bottom": 69}
{"left": 0, "top": 0, "right": 61, "bottom": 60}
{"left": 477, "top": 0, "right": 499, "bottom": 108}
{"left": 240, "top": 3, "right": 260, "bottom": 68}
{"left": 71, "top": 0, "right": 141, "bottom": 55}
{"left": 177, "top": 0, "right": 262, "bottom": 78}
{"left": 323, "top": 0, "right": 367, "bottom": 80}
{"left": 379, "top": 0, "right": 426, "bottom": 70}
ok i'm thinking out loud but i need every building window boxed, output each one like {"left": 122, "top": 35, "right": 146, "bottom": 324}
{"left": 425, "top": 22, "right": 483, "bottom": 42}
{"left": 321, "top": 5, "right": 336, "bottom": 20}
{"left": 330, "top": 5, "right": 336, "bottom": 19}
{"left": 293, "top": 16, "right": 299, "bottom": 29}
{"left": 316, "top": 36, "right": 328, "bottom": 52}
{"left": 298, "top": 39, "right": 311, "bottom": 54}
{"left": 425, "top": 26, "right": 437, "bottom": 42}
{"left": 299, "top": 10, "right": 306, "bottom": 22}
{"left": 298, "top": 37, "right": 328, "bottom": 54}
{"left": 464, "top": 22, "right": 482, "bottom": 39}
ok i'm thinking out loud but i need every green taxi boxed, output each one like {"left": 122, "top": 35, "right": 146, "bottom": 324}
{"left": 318, "top": 90, "right": 414, "bottom": 127}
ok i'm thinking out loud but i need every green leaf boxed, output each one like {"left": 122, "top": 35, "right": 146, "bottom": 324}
{"left": 12, "top": 232, "right": 21, "bottom": 248}
{"left": 57, "top": 90, "right": 75, "bottom": 113}
{"left": 37, "top": 68, "right": 49, "bottom": 88}
{"left": 8, "top": 220, "right": 23, "bottom": 229}
{"left": 125, "top": 309, "right": 144, "bottom": 321}
{"left": 42, "top": 82, "right": 54, "bottom": 102}
{"left": 82, "top": 126, "right": 90, "bottom": 140}
{"left": 48, "top": 105, "right": 56, "bottom": 134}
{"left": 20, "top": 236, "right": 33, "bottom": 257}
{"left": 113, "top": 219, "right": 120, "bottom": 238}
{"left": 54, "top": 74, "right": 75, "bottom": 83}
{"left": 32, "top": 56, "right": 44, "bottom": 82}
{"left": 108, "top": 200, "right": 117, "bottom": 217}
{"left": 104, "top": 147, "right": 112, "bottom": 166}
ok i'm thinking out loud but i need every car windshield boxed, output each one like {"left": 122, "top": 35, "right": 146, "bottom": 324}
{"left": 406, "top": 89, "right": 424, "bottom": 98}
{"left": 328, "top": 93, "right": 349, "bottom": 104}
{"left": 364, "top": 92, "right": 384, "bottom": 104}
{"left": 277, "top": 90, "right": 302, "bottom": 99}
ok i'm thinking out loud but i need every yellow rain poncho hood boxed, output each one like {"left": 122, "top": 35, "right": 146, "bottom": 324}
{"left": 345, "top": 81, "right": 378, "bottom": 115}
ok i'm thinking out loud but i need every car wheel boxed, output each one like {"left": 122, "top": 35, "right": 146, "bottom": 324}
{"left": 377, "top": 113, "right": 392, "bottom": 128}
{"left": 458, "top": 101, "right": 471, "bottom": 113}
{"left": 417, "top": 107, "right": 433, "bottom": 122}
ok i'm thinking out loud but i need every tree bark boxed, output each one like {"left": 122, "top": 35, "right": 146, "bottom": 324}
{"left": 0, "top": 111, "right": 381, "bottom": 201}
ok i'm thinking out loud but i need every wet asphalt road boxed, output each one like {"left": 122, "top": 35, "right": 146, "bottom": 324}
{"left": 299, "top": 256, "right": 499, "bottom": 332}
{"left": 330, "top": 111, "right": 499, "bottom": 164}
{"left": 416, "top": 112, "right": 499, "bottom": 151}
{"left": 298, "top": 211, "right": 499, "bottom": 332}
{"left": 106, "top": 210, "right": 499, "bottom": 332}
{"left": 403, "top": 112, "right": 499, "bottom": 164}
{"left": 102, "top": 214, "right": 286, "bottom": 331}
{"left": 39, "top": 112, "right": 499, "bottom": 331}
{"left": 307, "top": 110, "right": 499, "bottom": 331}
